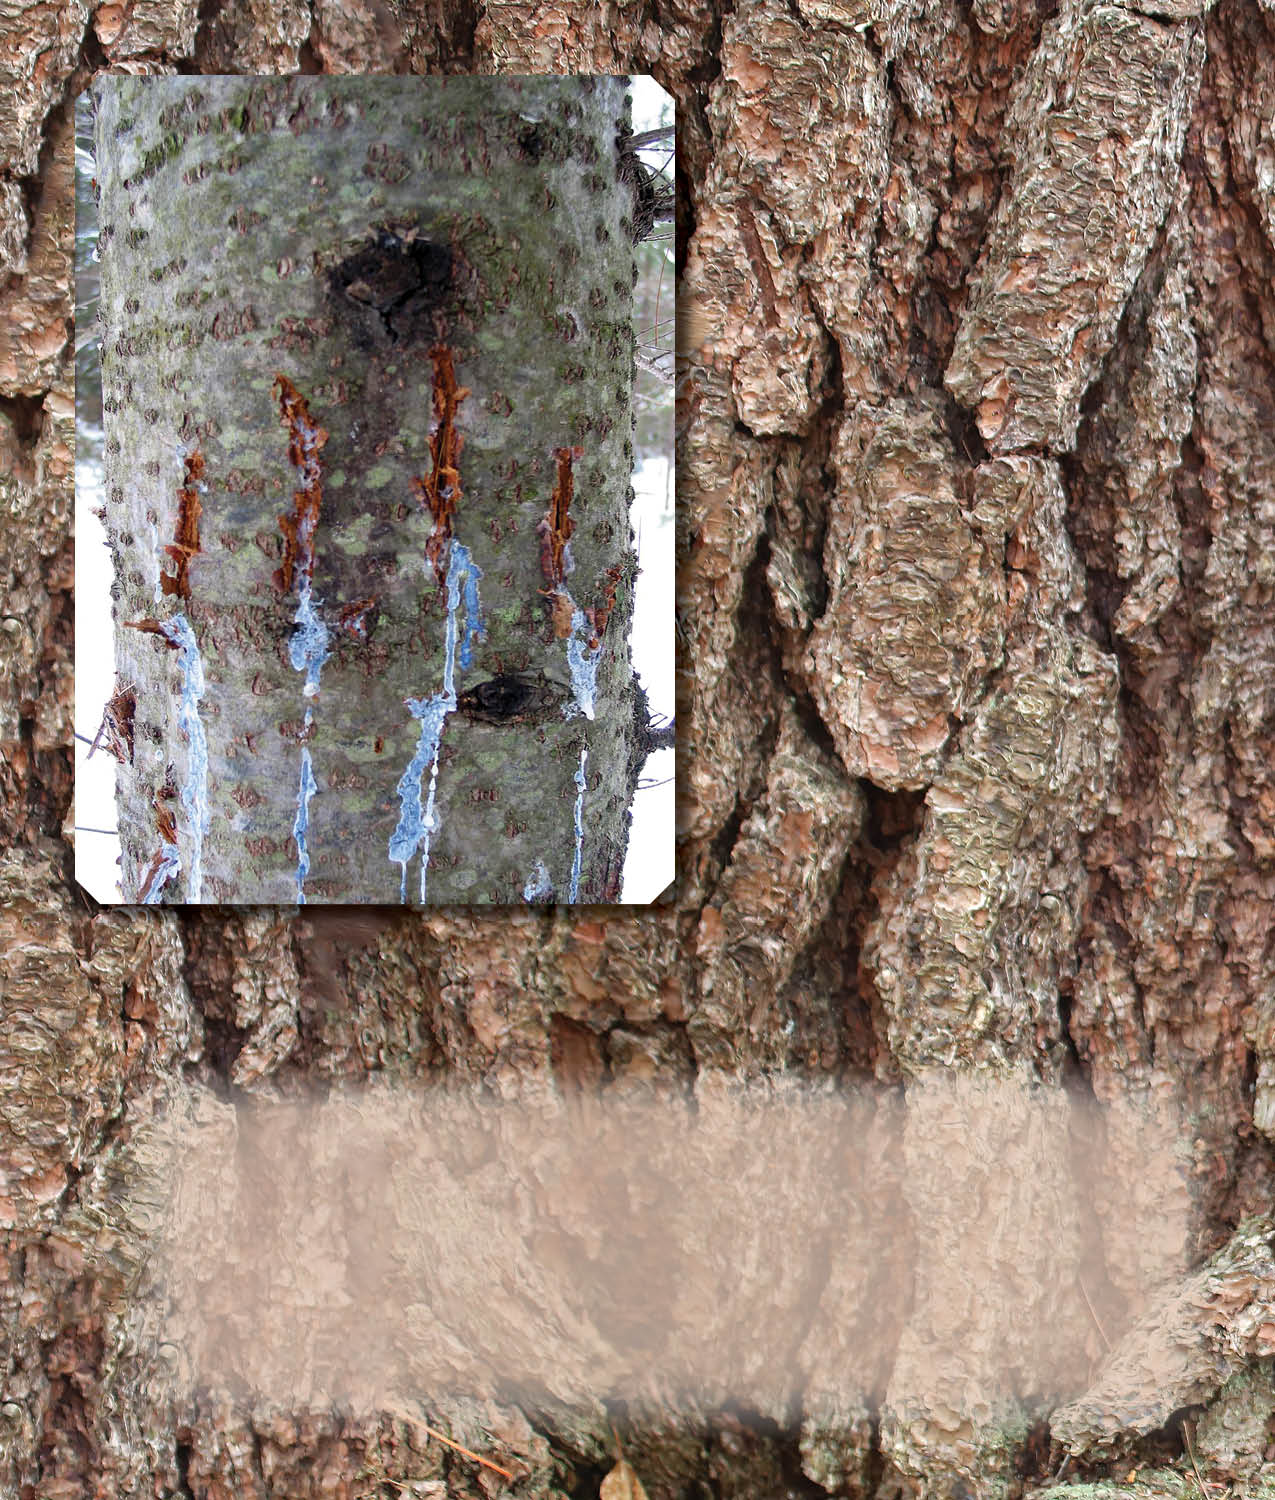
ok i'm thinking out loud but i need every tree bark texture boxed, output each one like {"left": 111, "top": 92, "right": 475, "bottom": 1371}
{"left": 4, "top": 0, "right": 1275, "bottom": 1498}
{"left": 94, "top": 74, "right": 641, "bottom": 905}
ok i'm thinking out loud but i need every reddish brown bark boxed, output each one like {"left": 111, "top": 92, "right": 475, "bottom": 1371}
{"left": 5, "top": 0, "right": 1275, "bottom": 1496}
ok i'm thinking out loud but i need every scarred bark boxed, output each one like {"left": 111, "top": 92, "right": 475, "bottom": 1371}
{"left": 92, "top": 74, "right": 642, "bottom": 905}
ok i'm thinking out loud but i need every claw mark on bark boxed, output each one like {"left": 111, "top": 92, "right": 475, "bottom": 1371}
{"left": 138, "top": 841, "right": 180, "bottom": 903}
{"left": 159, "top": 446, "right": 204, "bottom": 600}
{"left": 137, "top": 775, "right": 180, "bottom": 904}
{"left": 534, "top": 441, "right": 618, "bottom": 717}
{"left": 123, "top": 617, "right": 180, "bottom": 645}
{"left": 390, "top": 348, "right": 486, "bottom": 904}
{"left": 389, "top": 538, "right": 484, "bottom": 903}
{"left": 89, "top": 681, "right": 136, "bottom": 764}
{"left": 600, "top": 848, "right": 624, "bottom": 903}
{"left": 274, "top": 373, "right": 331, "bottom": 903}
{"left": 153, "top": 775, "right": 177, "bottom": 845}
{"left": 336, "top": 597, "right": 377, "bottom": 639}
{"left": 124, "top": 613, "right": 209, "bottom": 900}
{"left": 272, "top": 374, "right": 327, "bottom": 596}
{"left": 530, "top": 446, "right": 621, "bottom": 888}
{"left": 590, "top": 564, "right": 622, "bottom": 643}
{"left": 412, "top": 345, "right": 470, "bottom": 586}
{"left": 538, "top": 444, "right": 580, "bottom": 598}
{"left": 536, "top": 447, "right": 621, "bottom": 719}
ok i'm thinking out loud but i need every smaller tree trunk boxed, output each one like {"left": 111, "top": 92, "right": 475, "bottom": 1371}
{"left": 93, "top": 74, "right": 645, "bottom": 905}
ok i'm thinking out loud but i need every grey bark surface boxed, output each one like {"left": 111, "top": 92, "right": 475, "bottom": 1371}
{"left": 3, "top": 0, "right": 1275, "bottom": 1498}
{"left": 95, "top": 74, "right": 640, "bottom": 904}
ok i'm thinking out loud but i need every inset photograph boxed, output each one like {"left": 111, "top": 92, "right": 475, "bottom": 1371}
{"left": 74, "top": 74, "right": 674, "bottom": 905}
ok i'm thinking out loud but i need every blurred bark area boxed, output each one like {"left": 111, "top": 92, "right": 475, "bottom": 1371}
{"left": 3, "top": 0, "right": 1275, "bottom": 1496}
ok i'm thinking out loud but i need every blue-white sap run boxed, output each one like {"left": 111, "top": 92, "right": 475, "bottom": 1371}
{"left": 293, "top": 746, "right": 318, "bottom": 901}
{"left": 389, "top": 539, "right": 485, "bottom": 903}
{"left": 569, "top": 745, "right": 588, "bottom": 903}
{"left": 523, "top": 859, "right": 552, "bottom": 902}
{"left": 141, "top": 841, "right": 181, "bottom": 905}
{"left": 565, "top": 608, "right": 603, "bottom": 720}
{"left": 558, "top": 604, "right": 602, "bottom": 901}
{"left": 290, "top": 584, "right": 331, "bottom": 699}
{"left": 289, "top": 579, "right": 330, "bottom": 903}
{"left": 147, "top": 520, "right": 163, "bottom": 603}
{"left": 165, "top": 613, "right": 209, "bottom": 902}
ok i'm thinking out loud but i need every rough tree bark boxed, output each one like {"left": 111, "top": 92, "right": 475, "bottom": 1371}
{"left": 3, "top": 0, "right": 1275, "bottom": 1498}
{"left": 92, "top": 73, "right": 642, "bottom": 905}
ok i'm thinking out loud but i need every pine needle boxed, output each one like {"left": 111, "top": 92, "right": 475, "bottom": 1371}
{"left": 418, "top": 1422, "right": 513, "bottom": 1481}
{"left": 381, "top": 1404, "right": 514, "bottom": 1482}
{"left": 1076, "top": 1271, "right": 1112, "bottom": 1351}
{"left": 1183, "top": 1421, "right": 1215, "bottom": 1500}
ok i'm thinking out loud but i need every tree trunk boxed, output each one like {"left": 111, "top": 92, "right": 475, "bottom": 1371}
{"left": 93, "top": 74, "right": 641, "bottom": 905}
{"left": 4, "top": 0, "right": 1275, "bottom": 1499}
